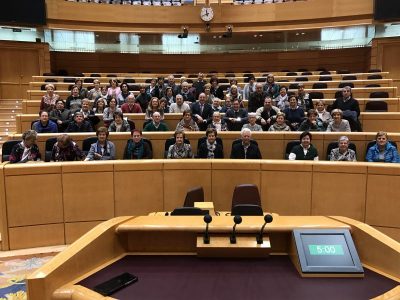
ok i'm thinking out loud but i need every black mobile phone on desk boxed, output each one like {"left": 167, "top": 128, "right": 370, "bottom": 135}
{"left": 94, "top": 272, "right": 138, "bottom": 296}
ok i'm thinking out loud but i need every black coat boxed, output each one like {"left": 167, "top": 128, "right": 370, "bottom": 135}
{"left": 191, "top": 102, "right": 213, "bottom": 130}
{"left": 230, "top": 142, "right": 262, "bottom": 159}
{"left": 197, "top": 142, "right": 224, "bottom": 158}
{"left": 224, "top": 108, "right": 248, "bottom": 131}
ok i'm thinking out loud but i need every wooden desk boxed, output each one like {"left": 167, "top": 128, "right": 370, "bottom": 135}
{"left": 26, "top": 215, "right": 400, "bottom": 300}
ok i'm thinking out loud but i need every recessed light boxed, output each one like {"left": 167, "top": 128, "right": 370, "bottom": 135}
{"left": 301, "top": 32, "right": 305, "bottom": 35}
{"left": 296, "top": 33, "right": 300, "bottom": 36}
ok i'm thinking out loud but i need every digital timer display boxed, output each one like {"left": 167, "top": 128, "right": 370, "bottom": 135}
{"left": 308, "top": 244, "right": 344, "bottom": 255}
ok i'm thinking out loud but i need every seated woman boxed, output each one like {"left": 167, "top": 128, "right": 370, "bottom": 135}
{"left": 123, "top": 129, "right": 153, "bottom": 159}
{"left": 87, "top": 79, "right": 102, "bottom": 101}
{"left": 9, "top": 130, "right": 41, "bottom": 163}
{"left": 75, "top": 78, "right": 88, "bottom": 99}
{"left": 145, "top": 97, "right": 164, "bottom": 122}
{"left": 330, "top": 136, "right": 357, "bottom": 161}
{"left": 274, "top": 86, "right": 289, "bottom": 111}
{"left": 268, "top": 112, "right": 291, "bottom": 131}
{"left": 92, "top": 98, "right": 106, "bottom": 114}
{"left": 366, "top": 131, "right": 400, "bottom": 163}
{"left": 32, "top": 110, "right": 58, "bottom": 133}
{"left": 176, "top": 110, "right": 199, "bottom": 132}
{"left": 107, "top": 79, "right": 121, "bottom": 100}
{"left": 263, "top": 74, "right": 280, "bottom": 99}
{"left": 326, "top": 109, "right": 351, "bottom": 132}
{"left": 65, "top": 111, "right": 93, "bottom": 132}
{"left": 159, "top": 97, "right": 170, "bottom": 114}
{"left": 298, "top": 109, "right": 325, "bottom": 132}
{"left": 103, "top": 97, "right": 121, "bottom": 126}
{"left": 108, "top": 111, "right": 131, "bottom": 132}
{"left": 117, "top": 82, "right": 131, "bottom": 106}
{"left": 288, "top": 131, "right": 319, "bottom": 161}
{"left": 226, "top": 84, "right": 243, "bottom": 104}
{"left": 315, "top": 100, "right": 332, "bottom": 129}
{"left": 203, "top": 83, "right": 215, "bottom": 104}
{"left": 283, "top": 95, "right": 305, "bottom": 130}
{"left": 51, "top": 134, "right": 85, "bottom": 161}
{"left": 197, "top": 128, "right": 224, "bottom": 159}
{"left": 85, "top": 127, "right": 116, "bottom": 161}
{"left": 208, "top": 111, "right": 228, "bottom": 131}
{"left": 242, "top": 112, "right": 263, "bottom": 131}
{"left": 66, "top": 85, "right": 83, "bottom": 111}
{"left": 167, "top": 130, "right": 193, "bottom": 159}
{"left": 40, "top": 83, "right": 59, "bottom": 112}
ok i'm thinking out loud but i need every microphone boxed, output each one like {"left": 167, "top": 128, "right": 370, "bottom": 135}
{"left": 203, "top": 214, "right": 212, "bottom": 244}
{"left": 230, "top": 215, "right": 242, "bottom": 244}
{"left": 256, "top": 214, "right": 273, "bottom": 244}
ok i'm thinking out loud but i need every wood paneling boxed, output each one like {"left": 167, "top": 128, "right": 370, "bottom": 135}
{"left": 50, "top": 48, "right": 371, "bottom": 75}
{"left": 371, "top": 37, "right": 400, "bottom": 87}
{"left": 65, "top": 221, "right": 102, "bottom": 244}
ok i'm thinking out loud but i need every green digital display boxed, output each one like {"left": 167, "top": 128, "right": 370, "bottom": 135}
{"left": 308, "top": 244, "right": 344, "bottom": 256}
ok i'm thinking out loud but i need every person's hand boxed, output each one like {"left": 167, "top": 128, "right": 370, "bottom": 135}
{"left": 261, "top": 119, "right": 267, "bottom": 125}
{"left": 94, "top": 153, "right": 102, "bottom": 159}
{"left": 229, "top": 118, "right": 235, "bottom": 123}
{"left": 57, "top": 120, "right": 62, "bottom": 125}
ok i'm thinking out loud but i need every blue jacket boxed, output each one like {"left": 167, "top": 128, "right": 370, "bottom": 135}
{"left": 366, "top": 142, "right": 400, "bottom": 163}
{"left": 33, "top": 120, "right": 58, "bottom": 133}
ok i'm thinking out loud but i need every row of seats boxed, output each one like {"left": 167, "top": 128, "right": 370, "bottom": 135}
{"left": 2, "top": 135, "right": 393, "bottom": 163}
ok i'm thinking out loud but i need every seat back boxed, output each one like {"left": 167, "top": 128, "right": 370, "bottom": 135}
{"left": 231, "top": 184, "right": 261, "bottom": 212}
{"left": 309, "top": 92, "right": 324, "bottom": 100}
{"left": 45, "top": 137, "right": 58, "bottom": 162}
{"left": 367, "top": 74, "right": 383, "bottom": 80}
{"left": 127, "top": 119, "right": 136, "bottom": 130}
{"left": 342, "top": 75, "right": 357, "bottom": 80}
{"left": 338, "top": 82, "right": 354, "bottom": 88}
{"left": 231, "top": 204, "right": 263, "bottom": 216}
{"left": 370, "top": 92, "right": 389, "bottom": 98}
{"left": 285, "top": 140, "right": 300, "bottom": 159}
{"left": 82, "top": 137, "right": 98, "bottom": 155}
{"left": 365, "top": 101, "right": 388, "bottom": 112}
{"left": 326, "top": 141, "right": 357, "bottom": 160}
{"left": 170, "top": 207, "right": 208, "bottom": 216}
{"left": 319, "top": 76, "right": 332, "bottom": 81}
{"left": 184, "top": 186, "right": 205, "bottom": 207}
{"left": 312, "top": 83, "right": 327, "bottom": 89}
{"left": 1, "top": 140, "right": 21, "bottom": 162}
{"left": 295, "top": 77, "right": 308, "bottom": 82}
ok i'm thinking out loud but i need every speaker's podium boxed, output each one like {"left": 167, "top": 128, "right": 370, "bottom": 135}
{"left": 27, "top": 215, "right": 400, "bottom": 299}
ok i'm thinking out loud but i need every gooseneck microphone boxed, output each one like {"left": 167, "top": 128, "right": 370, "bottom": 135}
{"left": 203, "top": 214, "right": 212, "bottom": 244}
{"left": 230, "top": 215, "right": 242, "bottom": 244}
{"left": 256, "top": 214, "right": 273, "bottom": 244}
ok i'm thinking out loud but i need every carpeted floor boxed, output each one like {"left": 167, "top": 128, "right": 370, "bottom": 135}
{"left": 0, "top": 255, "right": 55, "bottom": 300}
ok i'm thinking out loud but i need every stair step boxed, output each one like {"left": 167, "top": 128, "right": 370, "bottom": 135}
{"left": 0, "top": 120, "right": 16, "bottom": 126}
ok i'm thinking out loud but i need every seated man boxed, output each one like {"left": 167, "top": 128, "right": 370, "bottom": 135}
{"left": 297, "top": 83, "right": 314, "bottom": 112}
{"left": 211, "top": 98, "right": 222, "bottom": 113}
{"left": 289, "top": 131, "right": 319, "bottom": 161}
{"left": 32, "top": 110, "right": 58, "bottom": 133}
{"left": 197, "top": 128, "right": 224, "bottom": 159}
{"left": 224, "top": 99, "right": 248, "bottom": 131}
{"left": 136, "top": 84, "right": 151, "bottom": 112}
{"left": 9, "top": 130, "right": 41, "bottom": 163}
{"left": 329, "top": 136, "right": 357, "bottom": 161}
{"left": 85, "top": 127, "right": 116, "bottom": 161}
{"left": 143, "top": 112, "right": 169, "bottom": 132}
{"left": 66, "top": 111, "right": 94, "bottom": 132}
{"left": 191, "top": 93, "right": 213, "bottom": 131}
{"left": 220, "top": 95, "right": 233, "bottom": 113}
{"left": 169, "top": 94, "right": 190, "bottom": 113}
{"left": 49, "top": 99, "right": 72, "bottom": 132}
{"left": 366, "top": 131, "right": 400, "bottom": 163}
{"left": 242, "top": 112, "right": 263, "bottom": 131}
{"left": 208, "top": 111, "right": 228, "bottom": 132}
{"left": 51, "top": 134, "right": 85, "bottom": 161}
{"left": 230, "top": 128, "right": 262, "bottom": 159}
{"left": 121, "top": 94, "right": 143, "bottom": 114}
{"left": 75, "top": 98, "right": 100, "bottom": 129}
{"left": 330, "top": 86, "right": 361, "bottom": 131}
{"left": 255, "top": 97, "right": 278, "bottom": 131}
{"left": 123, "top": 129, "right": 153, "bottom": 160}
{"left": 180, "top": 81, "right": 195, "bottom": 104}
{"left": 248, "top": 83, "right": 267, "bottom": 112}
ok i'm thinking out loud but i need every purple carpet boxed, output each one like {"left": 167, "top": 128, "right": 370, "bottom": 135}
{"left": 79, "top": 255, "right": 398, "bottom": 300}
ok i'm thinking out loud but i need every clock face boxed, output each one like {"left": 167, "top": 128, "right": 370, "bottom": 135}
{"left": 200, "top": 7, "right": 214, "bottom": 22}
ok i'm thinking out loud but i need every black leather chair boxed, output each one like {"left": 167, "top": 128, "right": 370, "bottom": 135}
{"left": 319, "top": 76, "right": 332, "bottom": 81}
{"left": 312, "top": 83, "right": 327, "bottom": 89}
{"left": 164, "top": 137, "right": 190, "bottom": 158}
{"left": 184, "top": 186, "right": 204, "bottom": 207}
{"left": 1, "top": 140, "right": 21, "bottom": 162}
{"left": 170, "top": 207, "right": 208, "bottom": 216}
{"left": 82, "top": 137, "right": 98, "bottom": 155}
{"left": 45, "top": 137, "right": 58, "bottom": 162}
{"left": 367, "top": 74, "right": 383, "bottom": 80}
{"left": 326, "top": 141, "right": 357, "bottom": 160}
{"left": 295, "top": 77, "right": 308, "bottom": 82}
{"left": 309, "top": 92, "right": 324, "bottom": 100}
{"left": 365, "top": 101, "right": 388, "bottom": 112}
{"left": 370, "top": 92, "right": 389, "bottom": 98}
{"left": 338, "top": 82, "right": 354, "bottom": 88}
{"left": 231, "top": 184, "right": 263, "bottom": 216}
{"left": 285, "top": 140, "right": 301, "bottom": 159}
{"left": 368, "top": 69, "right": 382, "bottom": 73}
{"left": 342, "top": 75, "right": 357, "bottom": 80}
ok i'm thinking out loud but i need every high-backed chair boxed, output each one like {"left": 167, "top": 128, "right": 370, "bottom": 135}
{"left": 370, "top": 92, "right": 389, "bottom": 98}
{"left": 342, "top": 75, "right": 357, "bottom": 81}
{"left": 309, "top": 92, "right": 324, "bottom": 100}
{"left": 285, "top": 140, "right": 301, "bottom": 159}
{"left": 1, "top": 140, "right": 21, "bottom": 162}
{"left": 231, "top": 184, "right": 263, "bottom": 216}
{"left": 296, "top": 77, "right": 308, "bottom": 82}
{"left": 82, "top": 137, "right": 98, "bottom": 155}
{"left": 338, "top": 82, "right": 354, "bottom": 88}
{"left": 312, "top": 82, "right": 327, "bottom": 89}
{"left": 365, "top": 101, "right": 388, "bottom": 112}
{"left": 319, "top": 76, "right": 332, "bottom": 81}
{"left": 164, "top": 137, "right": 190, "bottom": 158}
{"left": 183, "top": 186, "right": 204, "bottom": 207}
{"left": 45, "top": 137, "right": 58, "bottom": 162}
{"left": 326, "top": 141, "right": 357, "bottom": 160}
{"left": 367, "top": 74, "right": 383, "bottom": 80}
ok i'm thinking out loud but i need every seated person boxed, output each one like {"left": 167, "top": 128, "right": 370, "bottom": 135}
{"left": 121, "top": 94, "right": 142, "bottom": 114}
{"left": 297, "top": 83, "right": 314, "bottom": 112}
{"left": 255, "top": 97, "right": 278, "bottom": 130}
{"left": 32, "top": 110, "right": 58, "bottom": 133}
{"left": 208, "top": 111, "right": 228, "bottom": 132}
{"left": 274, "top": 86, "right": 289, "bottom": 111}
{"left": 244, "top": 76, "right": 258, "bottom": 104}
{"left": 66, "top": 85, "right": 82, "bottom": 111}
{"left": 136, "top": 84, "right": 152, "bottom": 112}
{"left": 298, "top": 109, "right": 325, "bottom": 132}
{"left": 203, "top": 83, "right": 215, "bottom": 104}
{"left": 288, "top": 131, "right": 319, "bottom": 161}
{"left": 159, "top": 98, "right": 169, "bottom": 114}
{"left": 123, "top": 129, "right": 153, "bottom": 160}
{"left": 169, "top": 94, "right": 190, "bottom": 113}
{"left": 331, "top": 86, "right": 360, "bottom": 122}
{"left": 315, "top": 100, "right": 332, "bottom": 129}
{"left": 180, "top": 81, "right": 195, "bottom": 104}
{"left": 263, "top": 73, "right": 280, "bottom": 99}
{"left": 167, "top": 130, "right": 193, "bottom": 159}
{"left": 210, "top": 76, "right": 225, "bottom": 100}
{"left": 76, "top": 98, "right": 100, "bottom": 129}
{"left": 191, "top": 93, "right": 213, "bottom": 131}
{"left": 143, "top": 112, "right": 169, "bottom": 132}
{"left": 197, "top": 128, "right": 224, "bottom": 159}
{"left": 85, "top": 127, "right": 116, "bottom": 161}
{"left": 283, "top": 95, "right": 305, "bottom": 131}
{"left": 326, "top": 109, "right": 351, "bottom": 132}
{"left": 65, "top": 111, "right": 94, "bottom": 132}
{"left": 242, "top": 112, "right": 263, "bottom": 131}
{"left": 117, "top": 82, "right": 131, "bottom": 106}
{"left": 230, "top": 128, "right": 262, "bottom": 159}
{"left": 176, "top": 110, "right": 199, "bottom": 132}
{"left": 9, "top": 130, "right": 41, "bottom": 163}
{"left": 40, "top": 83, "right": 59, "bottom": 112}
{"left": 211, "top": 98, "right": 222, "bottom": 112}
{"left": 268, "top": 112, "right": 291, "bottom": 131}
{"left": 224, "top": 99, "right": 248, "bottom": 131}
{"left": 366, "top": 131, "right": 400, "bottom": 163}
{"left": 87, "top": 79, "right": 102, "bottom": 101}
{"left": 108, "top": 111, "right": 131, "bottom": 132}
{"left": 165, "top": 87, "right": 175, "bottom": 106}
{"left": 51, "top": 134, "right": 85, "bottom": 161}
{"left": 103, "top": 98, "right": 122, "bottom": 126}
{"left": 329, "top": 136, "right": 357, "bottom": 161}
{"left": 92, "top": 98, "right": 106, "bottom": 114}
{"left": 220, "top": 95, "right": 232, "bottom": 113}
{"left": 75, "top": 78, "right": 88, "bottom": 99}
{"left": 145, "top": 97, "right": 164, "bottom": 122}
{"left": 49, "top": 99, "right": 72, "bottom": 132}
{"left": 107, "top": 79, "right": 121, "bottom": 100}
